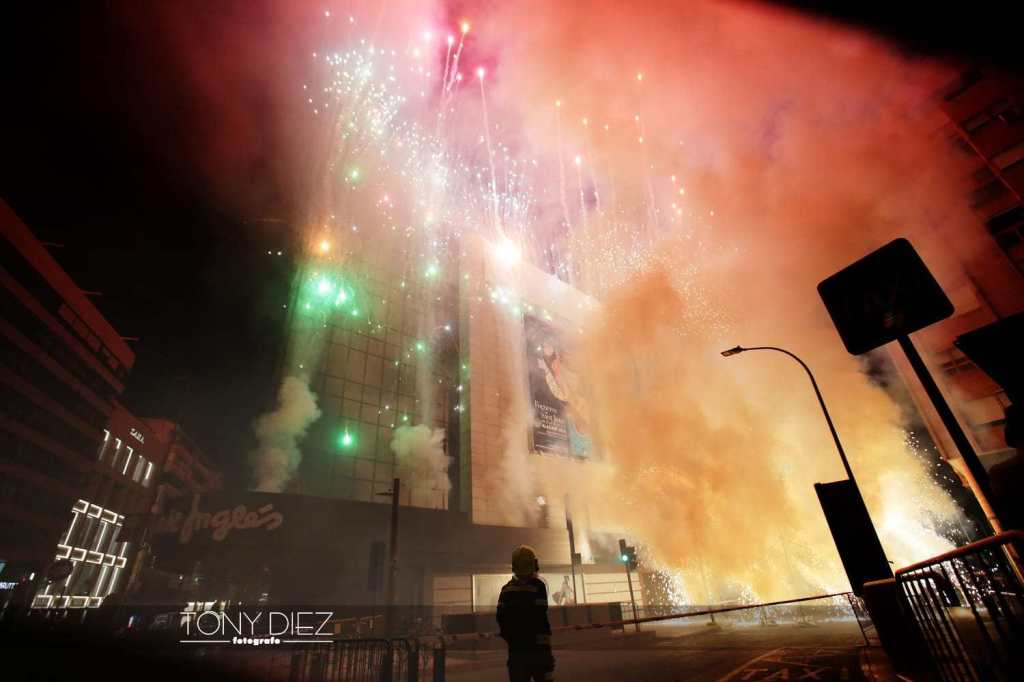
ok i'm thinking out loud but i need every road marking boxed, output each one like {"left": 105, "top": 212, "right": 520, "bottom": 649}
{"left": 717, "top": 647, "right": 854, "bottom": 682}
{"left": 716, "top": 648, "right": 784, "bottom": 682}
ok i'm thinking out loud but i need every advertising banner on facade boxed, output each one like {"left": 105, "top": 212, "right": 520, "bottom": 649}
{"left": 523, "top": 314, "right": 594, "bottom": 459}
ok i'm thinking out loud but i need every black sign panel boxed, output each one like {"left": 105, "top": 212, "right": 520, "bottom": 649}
{"left": 815, "top": 480, "right": 892, "bottom": 595}
{"left": 955, "top": 311, "right": 1024, "bottom": 402}
{"left": 817, "top": 238, "right": 953, "bottom": 355}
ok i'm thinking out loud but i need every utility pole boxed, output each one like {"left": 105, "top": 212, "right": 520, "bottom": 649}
{"left": 619, "top": 539, "right": 640, "bottom": 632}
{"left": 383, "top": 478, "right": 400, "bottom": 634}
{"left": 624, "top": 565, "right": 639, "bottom": 632}
{"left": 565, "top": 495, "right": 578, "bottom": 604}
{"left": 898, "top": 336, "right": 1001, "bottom": 532}
{"left": 575, "top": 553, "right": 587, "bottom": 604}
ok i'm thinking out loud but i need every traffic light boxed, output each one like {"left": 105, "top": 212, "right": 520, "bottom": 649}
{"left": 618, "top": 539, "right": 638, "bottom": 571}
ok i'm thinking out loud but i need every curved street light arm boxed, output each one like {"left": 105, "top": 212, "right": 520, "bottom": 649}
{"left": 734, "top": 346, "right": 857, "bottom": 484}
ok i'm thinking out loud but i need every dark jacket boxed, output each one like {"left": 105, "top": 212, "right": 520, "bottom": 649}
{"left": 496, "top": 576, "right": 552, "bottom": 652}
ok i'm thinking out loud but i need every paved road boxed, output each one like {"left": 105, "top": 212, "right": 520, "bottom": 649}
{"left": 446, "top": 621, "right": 867, "bottom": 682}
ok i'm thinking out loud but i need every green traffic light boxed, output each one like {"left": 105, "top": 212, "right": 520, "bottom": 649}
{"left": 621, "top": 554, "right": 629, "bottom": 562}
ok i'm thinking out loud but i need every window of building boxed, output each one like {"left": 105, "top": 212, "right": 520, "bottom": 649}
{"left": 132, "top": 456, "right": 147, "bottom": 483}
{"left": 121, "top": 446, "right": 134, "bottom": 476}
{"left": 993, "top": 141, "right": 1024, "bottom": 170}
{"left": 988, "top": 205, "right": 1024, "bottom": 274}
{"left": 937, "top": 348, "right": 975, "bottom": 376}
{"left": 96, "top": 429, "right": 110, "bottom": 461}
{"left": 110, "top": 438, "right": 122, "bottom": 469}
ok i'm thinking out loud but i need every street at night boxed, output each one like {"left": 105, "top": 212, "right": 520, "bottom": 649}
{"left": 446, "top": 622, "right": 869, "bottom": 682}
{"left": 2, "top": 1, "right": 1023, "bottom": 681}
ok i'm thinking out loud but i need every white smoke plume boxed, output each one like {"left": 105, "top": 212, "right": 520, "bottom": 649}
{"left": 250, "top": 376, "right": 322, "bottom": 492}
{"left": 390, "top": 425, "right": 453, "bottom": 497}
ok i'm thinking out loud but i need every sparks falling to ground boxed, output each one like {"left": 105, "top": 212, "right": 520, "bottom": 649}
{"left": 244, "top": 0, "right": 993, "bottom": 604}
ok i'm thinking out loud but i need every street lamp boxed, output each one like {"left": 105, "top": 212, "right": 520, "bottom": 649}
{"left": 719, "top": 345, "right": 856, "bottom": 485}
{"left": 722, "top": 345, "right": 895, "bottom": 592}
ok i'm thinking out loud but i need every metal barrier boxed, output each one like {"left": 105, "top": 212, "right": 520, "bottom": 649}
{"left": 620, "top": 596, "right": 866, "bottom": 630}
{"left": 284, "top": 638, "right": 442, "bottom": 682}
{"left": 438, "top": 591, "right": 858, "bottom": 644}
{"left": 287, "top": 638, "right": 389, "bottom": 681}
{"left": 193, "top": 593, "right": 863, "bottom": 681}
{"left": 325, "top": 615, "right": 385, "bottom": 638}
{"left": 894, "top": 530, "right": 1023, "bottom": 681}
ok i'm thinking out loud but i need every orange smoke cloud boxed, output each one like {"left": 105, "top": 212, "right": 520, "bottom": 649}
{"left": 465, "top": 0, "right": 978, "bottom": 600}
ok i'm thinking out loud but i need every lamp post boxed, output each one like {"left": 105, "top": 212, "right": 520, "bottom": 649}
{"left": 377, "top": 478, "right": 401, "bottom": 635}
{"left": 720, "top": 345, "right": 857, "bottom": 486}
{"left": 721, "top": 345, "right": 893, "bottom": 592}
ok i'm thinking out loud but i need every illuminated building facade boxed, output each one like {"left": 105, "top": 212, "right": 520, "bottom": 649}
{"left": 291, "top": 226, "right": 460, "bottom": 511}
{"left": 143, "top": 417, "right": 222, "bottom": 517}
{"left": 942, "top": 70, "right": 1024, "bottom": 277}
{"left": 30, "top": 406, "right": 160, "bottom": 609}
{"left": 159, "top": 230, "right": 642, "bottom": 618}
{"left": 884, "top": 70, "right": 1024, "bottom": 526}
{"left": 0, "top": 200, "right": 135, "bottom": 582}
{"left": 32, "top": 410, "right": 220, "bottom": 609}
{"left": 0, "top": 201, "right": 220, "bottom": 608}
{"left": 32, "top": 499, "right": 130, "bottom": 609}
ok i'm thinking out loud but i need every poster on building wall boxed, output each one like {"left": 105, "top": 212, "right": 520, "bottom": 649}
{"left": 523, "top": 314, "right": 594, "bottom": 459}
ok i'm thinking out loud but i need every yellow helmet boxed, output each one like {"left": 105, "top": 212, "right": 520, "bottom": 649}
{"left": 512, "top": 545, "right": 539, "bottom": 577}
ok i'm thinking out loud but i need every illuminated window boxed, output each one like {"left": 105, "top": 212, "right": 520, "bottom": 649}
{"left": 97, "top": 430, "right": 110, "bottom": 461}
{"left": 35, "top": 500, "right": 127, "bottom": 609}
{"left": 111, "top": 438, "right": 122, "bottom": 468}
{"left": 132, "top": 456, "right": 146, "bottom": 483}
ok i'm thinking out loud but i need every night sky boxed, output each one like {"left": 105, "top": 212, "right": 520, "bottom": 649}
{"left": 1, "top": 2, "right": 333, "bottom": 486}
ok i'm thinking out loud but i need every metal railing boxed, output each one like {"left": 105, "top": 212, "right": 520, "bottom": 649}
{"left": 894, "top": 530, "right": 1024, "bottom": 681}
{"left": 619, "top": 596, "right": 869, "bottom": 630}
{"left": 324, "top": 615, "right": 386, "bottom": 638}
{"left": 437, "top": 591, "right": 860, "bottom": 644}
{"left": 182, "top": 589, "right": 864, "bottom": 679}
{"left": 285, "top": 638, "right": 441, "bottom": 682}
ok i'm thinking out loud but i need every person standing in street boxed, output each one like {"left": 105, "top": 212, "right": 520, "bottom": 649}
{"left": 497, "top": 545, "right": 555, "bottom": 682}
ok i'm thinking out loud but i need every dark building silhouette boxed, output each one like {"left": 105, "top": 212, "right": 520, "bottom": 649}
{"left": 1, "top": 200, "right": 135, "bottom": 581}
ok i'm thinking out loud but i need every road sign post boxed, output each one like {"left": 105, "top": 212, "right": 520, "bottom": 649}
{"left": 897, "top": 335, "right": 1001, "bottom": 530}
{"left": 619, "top": 539, "right": 640, "bottom": 632}
{"left": 815, "top": 480, "right": 893, "bottom": 595}
{"left": 818, "top": 238, "right": 1000, "bottom": 532}
{"left": 384, "top": 478, "right": 400, "bottom": 634}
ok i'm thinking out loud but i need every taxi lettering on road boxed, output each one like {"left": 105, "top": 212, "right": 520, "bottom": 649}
{"left": 720, "top": 647, "right": 855, "bottom": 682}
